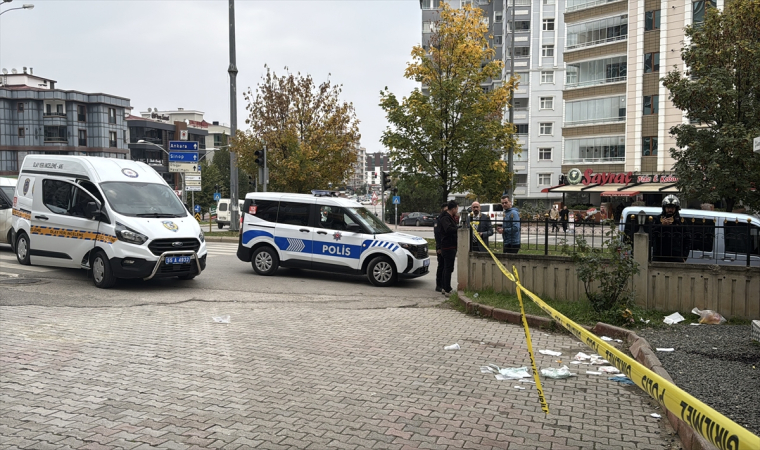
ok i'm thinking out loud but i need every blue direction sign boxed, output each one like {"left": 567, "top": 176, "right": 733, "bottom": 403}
{"left": 213, "top": 192, "right": 221, "bottom": 201}
{"left": 194, "top": 204, "right": 201, "bottom": 213}
{"left": 169, "top": 152, "right": 198, "bottom": 162}
{"left": 392, "top": 196, "right": 400, "bottom": 205}
{"left": 168, "top": 141, "right": 199, "bottom": 151}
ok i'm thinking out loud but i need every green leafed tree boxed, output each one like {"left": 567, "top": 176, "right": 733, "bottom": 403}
{"left": 380, "top": 3, "right": 517, "bottom": 204}
{"left": 662, "top": 0, "right": 760, "bottom": 212}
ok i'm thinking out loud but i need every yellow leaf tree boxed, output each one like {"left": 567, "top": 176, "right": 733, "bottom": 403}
{"left": 380, "top": 3, "right": 517, "bottom": 203}
{"left": 235, "top": 67, "right": 361, "bottom": 193}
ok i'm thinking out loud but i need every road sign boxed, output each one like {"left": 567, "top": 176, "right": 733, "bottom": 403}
{"left": 169, "top": 141, "right": 198, "bottom": 151}
{"left": 180, "top": 130, "right": 189, "bottom": 141}
{"left": 185, "top": 175, "right": 202, "bottom": 181}
{"left": 185, "top": 185, "right": 201, "bottom": 192}
{"left": 169, "top": 152, "right": 198, "bottom": 162}
{"left": 169, "top": 162, "right": 199, "bottom": 173}
{"left": 194, "top": 204, "right": 201, "bottom": 213}
{"left": 392, "top": 196, "right": 400, "bottom": 205}
{"left": 185, "top": 181, "right": 201, "bottom": 187}
{"left": 213, "top": 192, "right": 221, "bottom": 201}
{"left": 209, "top": 207, "right": 217, "bottom": 215}
{"left": 194, "top": 213, "right": 201, "bottom": 222}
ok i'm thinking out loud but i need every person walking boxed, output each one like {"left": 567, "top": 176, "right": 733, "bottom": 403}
{"left": 497, "top": 196, "right": 521, "bottom": 254}
{"left": 433, "top": 203, "right": 448, "bottom": 292}
{"left": 464, "top": 201, "right": 494, "bottom": 252}
{"left": 559, "top": 205, "right": 570, "bottom": 233}
{"left": 549, "top": 205, "right": 560, "bottom": 232}
{"left": 438, "top": 200, "right": 459, "bottom": 295}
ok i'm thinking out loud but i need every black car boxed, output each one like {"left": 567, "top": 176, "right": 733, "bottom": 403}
{"left": 401, "top": 212, "right": 436, "bottom": 226}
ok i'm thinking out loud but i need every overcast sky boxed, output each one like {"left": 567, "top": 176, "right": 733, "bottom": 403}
{"left": 0, "top": 0, "right": 422, "bottom": 153}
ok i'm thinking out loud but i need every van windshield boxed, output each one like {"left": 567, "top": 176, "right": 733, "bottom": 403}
{"left": 100, "top": 182, "right": 187, "bottom": 217}
{"left": 347, "top": 207, "right": 392, "bottom": 234}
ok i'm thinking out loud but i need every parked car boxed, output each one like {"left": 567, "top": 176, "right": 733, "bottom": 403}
{"left": 399, "top": 212, "right": 410, "bottom": 224}
{"left": 401, "top": 212, "right": 436, "bottom": 226}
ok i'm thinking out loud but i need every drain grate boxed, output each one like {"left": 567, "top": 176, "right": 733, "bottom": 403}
{"left": 0, "top": 278, "right": 42, "bottom": 285}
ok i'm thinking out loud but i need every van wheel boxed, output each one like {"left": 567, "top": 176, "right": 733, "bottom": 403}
{"left": 16, "top": 232, "right": 31, "bottom": 266}
{"left": 218, "top": 223, "right": 223, "bottom": 229}
{"left": 367, "top": 256, "right": 396, "bottom": 287}
{"left": 252, "top": 246, "right": 278, "bottom": 276}
{"left": 92, "top": 250, "right": 116, "bottom": 289}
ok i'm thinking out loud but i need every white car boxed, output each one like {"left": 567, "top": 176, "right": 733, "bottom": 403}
{"left": 236, "top": 191, "right": 431, "bottom": 286}
{"left": 0, "top": 177, "right": 16, "bottom": 245}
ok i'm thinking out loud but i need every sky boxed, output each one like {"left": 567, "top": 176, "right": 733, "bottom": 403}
{"left": 0, "top": 0, "right": 423, "bottom": 153}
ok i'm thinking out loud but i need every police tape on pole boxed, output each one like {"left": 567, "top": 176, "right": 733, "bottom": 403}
{"left": 469, "top": 224, "right": 760, "bottom": 450}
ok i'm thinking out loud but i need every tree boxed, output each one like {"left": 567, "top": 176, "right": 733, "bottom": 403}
{"left": 380, "top": 3, "right": 517, "bottom": 204}
{"left": 208, "top": 145, "right": 249, "bottom": 204}
{"left": 234, "top": 67, "right": 361, "bottom": 193}
{"left": 662, "top": 0, "right": 760, "bottom": 212}
{"left": 384, "top": 172, "right": 441, "bottom": 222}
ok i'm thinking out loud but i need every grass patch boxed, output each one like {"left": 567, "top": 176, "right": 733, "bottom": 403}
{"left": 203, "top": 231, "right": 240, "bottom": 237}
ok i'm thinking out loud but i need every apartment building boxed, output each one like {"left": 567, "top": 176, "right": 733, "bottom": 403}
{"left": 0, "top": 69, "right": 130, "bottom": 176}
{"left": 420, "top": 0, "right": 567, "bottom": 204}
{"left": 346, "top": 145, "right": 367, "bottom": 190}
{"left": 365, "top": 151, "right": 390, "bottom": 189}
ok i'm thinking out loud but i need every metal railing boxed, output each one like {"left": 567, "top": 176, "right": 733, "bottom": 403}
{"left": 566, "top": 34, "right": 627, "bottom": 51}
{"left": 565, "top": 76, "right": 626, "bottom": 89}
{"left": 566, "top": 0, "right": 624, "bottom": 13}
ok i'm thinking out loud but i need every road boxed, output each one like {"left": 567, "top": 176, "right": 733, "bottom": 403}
{"left": 0, "top": 243, "right": 675, "bottom": 449}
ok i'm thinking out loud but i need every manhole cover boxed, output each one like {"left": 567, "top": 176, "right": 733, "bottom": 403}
{"left": 0, "top": 278, "right": 42, "bottom": 285}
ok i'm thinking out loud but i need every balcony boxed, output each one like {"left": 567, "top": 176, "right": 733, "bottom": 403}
{"left": 566, "top": 34, "right": 627, "bottom": 51}
{"left": 43, "top": 112, "right": 67, "bottom": 118}
{"left": 565, "top": 75, "right": 626, "bottom": 89}
{"left": 564, "top": 116, "right": 625, "bottom": 127}
{"left": 566, "top": 0, "right": 624, "bottom": 13}
{"left": 562, "top": 156, "right": 625, "bottom": 164}
{"left": 44, "top": 137, "right": 67, "bottom": 143}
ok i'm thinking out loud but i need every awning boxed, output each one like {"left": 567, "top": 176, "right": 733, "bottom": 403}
{"left": 621, "top": 183, "right": 678, "bottom": 193}
{"left": 540, "top": 184, "right": 565, "bottom": 193}
{"left": 581, "top": 184, "right": 628, "bottom": 192}
{"left": 602, "top": 190, "right": 639, "bottom": 197}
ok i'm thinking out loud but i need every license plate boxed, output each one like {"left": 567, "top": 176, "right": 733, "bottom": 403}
{"left": 423, "top": 259, "right": 430, "bottom": 267}
{"left": 165, "top": 256, "right": 191, "bottom": 265}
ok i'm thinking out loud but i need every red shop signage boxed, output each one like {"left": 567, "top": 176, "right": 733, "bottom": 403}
{"left": 582, "top": 168, "right": 633, "bottom": 186}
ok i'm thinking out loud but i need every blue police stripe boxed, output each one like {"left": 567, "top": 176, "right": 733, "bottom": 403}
{"left": 242, "top": 229, "right": 274, "bottom": 245}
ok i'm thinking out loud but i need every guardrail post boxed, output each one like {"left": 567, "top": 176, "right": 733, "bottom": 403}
{"left": 457, "top": 227, "right": 471, "bottom": 292}
{"left": 633, "top": 232, "right": 649, "bottom": 308}
{"left": 544, "top": 217, "right": 549, "bottom": 255}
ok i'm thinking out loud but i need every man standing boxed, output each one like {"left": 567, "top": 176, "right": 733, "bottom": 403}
{"left": 433, "top": 203, "right": 448, "bottom": 292}
{"left": 497, "top": 196, "right": 521, "bottom": 254}
{"left": 559, "top": 205, "right": 570, "bottom": 233}
{"left": 438, "top": 200, "right": 459, "bottom": 295}
{"left": 549, "top": 205, "right": 560, "bottom": 232}
{"left": 464, "top": 201, "right": 494, "bottom": 252}
{"left": 653, "top": 195, "right": 688, "bottom": 262}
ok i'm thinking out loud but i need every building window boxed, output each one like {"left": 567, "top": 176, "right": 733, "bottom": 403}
{"left": 17, "top": 102, "right": 24, "bottom": 113}
{"left": 643, "top": 95, "right": 659, "bottom": 115}
{"left": 78, "top": 129, "right": 87, "bottom": 147}
{"left": 566, "top": 56, "right": 627, "bottom": 88}
{"left": 563, "top": 136, "right": 626, "bottom": 163}
{"left": 538, "top": 173, "right": 552, "bottom": 186}
{"left": 540, "top": 71, "right": 554, "bottom": 84}
{"left": 693, "top": 0, "right": 715, "bottom": 24}
{"left": 495, "top": 10, "right": 503, "bottom": 22}
{"left": 643, "top": 136, "right": 658, "bottom": 156}
{"left": 515, "top": 72, "right": 529, "bottom": 85}
{"left": 542, "top": 19, "right": 555, "bottom": 31}
{"left": 509, "top": 47, "right": 530, "bottom": 58}
{"left": 542, "top": 45, "right": 555, "bottom": 57}
{"left": 57, "top": 104, "right": 64, "bottom": 114}
{"left": 645, "top": 10, "right": 661, "bottom": 31}
{"left": 565, "top": 95, "right": 626, "bottom": 125}
{"left": 543, "top": 0, "right": 555, "bottom": 4}
{"left": 77, "top": 105, "right": 86, "bottom": 122}
{"left": 0, "top": 151, "right": 18, "bottom": 172}
{"left": 509, "top": 21, "right": 531, "bottom": 32}
{"left": 539, "top": 97, "right": 554, "bottom": 110}
{"left": 515, "top": 124, "right": 529, "bottom": 135}
{"left": 421, "top": 0, "right": 441, "bottom": 10}
{"left": 44, "top": 126, "right": 67, "bottom": 143}
{"left": 18, "top": 128, "right": 25, "bottom": 138}
{"left": 493, "top": 35, "right": 503, "bottom": 46}
{"left": 46, "top": 104, "right": 52, "bottom": 115}
{"left": 539, "top": 123, "right": 554, "bottom": 135}
{"left": 515, "top": 174, "right": 528, "bottom": 186}
{"left": 644, "top": 52, "right": 660, "bottom": 73}
{"left": 566, "top": 14, "right": 628, "bottom": 49}
{"left": 109, "top": 108, "right": 117, "bottom": 124}
{"left": 538, "top": 148, "right": 552, "bottom": 161}
{"left": 109, "top": 131, "right": 117, "bottom": 148}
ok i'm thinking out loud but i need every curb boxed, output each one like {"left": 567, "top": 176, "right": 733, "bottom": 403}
{"left": 203, "top": 236, "right": 239, "bottom": 243}
{"left": 456, "top": 293, "right": 712, "bottom": 450}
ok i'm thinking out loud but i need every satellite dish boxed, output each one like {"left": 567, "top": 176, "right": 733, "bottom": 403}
{"left": 1, "top": 69, "right": 7, "bottom": 74}
{"left": 11, "top": 68, "right": 18, "bottom": 74}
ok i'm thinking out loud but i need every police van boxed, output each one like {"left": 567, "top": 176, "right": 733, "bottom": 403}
{"left": 236, "top": 191, "right": 431, "bottom": 286}
{"left": 11, "top": 155, "right": 207, "bottom": 288}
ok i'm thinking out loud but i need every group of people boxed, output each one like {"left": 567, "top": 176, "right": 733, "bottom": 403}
{"left": 432, "top": 195, "right": 522, "bottom": 294}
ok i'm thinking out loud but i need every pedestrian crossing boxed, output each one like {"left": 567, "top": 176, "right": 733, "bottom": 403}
{"left": 204, "top": 242, "right": 239, "bottom": 258}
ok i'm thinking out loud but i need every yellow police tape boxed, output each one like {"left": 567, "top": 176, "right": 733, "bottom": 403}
{"left": 469, "top": 224, "right": 760, "bottom": 450}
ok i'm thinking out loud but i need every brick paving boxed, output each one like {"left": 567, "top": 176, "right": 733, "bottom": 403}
{"left": 0, "top": 303, "right": 676, "bottom": 449}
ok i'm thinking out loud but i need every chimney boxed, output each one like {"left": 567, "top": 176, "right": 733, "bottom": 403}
{"left": 23, "top": 67, "right": 27, "bottom": 74}
{"left": 30, "top": 68, "right": 33, "bottom": 75}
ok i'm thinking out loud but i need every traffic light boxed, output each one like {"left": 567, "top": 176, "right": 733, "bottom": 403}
{"left": 248, "top": 175, "right": 255, "bottom": 189}
{"left": 254, "top": 149, "right": 266, "bottom": 167}
{"left": 381, "top": 171, "right": 391, "bottom": 191}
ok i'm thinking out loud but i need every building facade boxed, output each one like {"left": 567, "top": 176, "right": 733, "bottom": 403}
{"left": 365, "top": 151, "right": 390, "bottom": 190}
{"left": 0, "top": 69, "right": 130, "bottom": 176}
{"left": 346, "top": 145, "right": 367, "bottom": 190}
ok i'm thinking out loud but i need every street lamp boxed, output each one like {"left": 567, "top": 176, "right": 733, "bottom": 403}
{"left": 136, "top": 139, "right": 169, "bottom": 155}
{"left": 0, "top": 3, "right": 34, "bottom": 16}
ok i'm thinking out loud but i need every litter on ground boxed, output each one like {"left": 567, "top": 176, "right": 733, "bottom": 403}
{"left": 540, "top": 366, "right": 576, "bottom": 379}
{"left": 514, "top": 386, "right": 526, "bottom": 390}
{"left": 691, "top": 307, "right": 727, "bottom": 325}
{"left": 609, "top": 375, "right": 635, "bottom": 385}
{"left": 663, "top": 312, "right": 685, "bottom": 325}
{"left": 586, "top": 371, "right": 602, "bottom": 375}
{"left": 650, "top": 413, "right": 662, "bottom": 418}
{"left": 656, "top": 348, "right": 675, "bottom": 352}
{"left": 601, "top": 336, "right": 613, "bottom": 341}
{"left": 212, "top": 315, "right": 231, "bottom": 323}
{"left": 539, "top": 349, "right": 562, "bottom": 356}
{"left": 598, "top": 366, "right": 620, "bottom": 373}
{"left": 444, "top": 343, "right": 460, "bottom": 351}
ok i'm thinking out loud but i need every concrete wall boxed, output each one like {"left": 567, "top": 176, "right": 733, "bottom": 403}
{"left": 457, "top": 228, "right": 760, "bottom": 319}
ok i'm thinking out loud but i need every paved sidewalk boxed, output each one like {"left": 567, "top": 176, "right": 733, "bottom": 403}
{"left": 0, "top": 302, "right": 676, "bottom": 449}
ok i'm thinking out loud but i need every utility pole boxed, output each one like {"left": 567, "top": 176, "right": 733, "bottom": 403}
{"left": 228, "top": 0, "right": 240, "bottom": 231}
{"left": 506, "top": 0, "right": 515, "bottom": 200}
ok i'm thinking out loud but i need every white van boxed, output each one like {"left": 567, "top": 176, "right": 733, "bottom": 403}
{"left": 11, "top": 155, "right": 207, "bottom": 288}
{"left": 236, "top": 191, "right": 431, "bottom": 286}
{"left": 0, "top": 177, "right": 17, "bottom": 245}
{"left": 619, "top": 206, "right": 760, "bottom": 266}
{"left": 216, "top": 198, "right": 244, "bottom": 229}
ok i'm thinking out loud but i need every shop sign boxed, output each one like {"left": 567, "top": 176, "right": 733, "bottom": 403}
{"left": 581, "top": 168, "right": 633, "bottom": 186}
{"left": 636, "top": 174, "right": 679, "bottom": 183}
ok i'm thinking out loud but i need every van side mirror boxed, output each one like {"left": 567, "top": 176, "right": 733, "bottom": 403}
{"left": 85, "top": 202, "right": 101, "bottom": 220}
{"left": 346, "top": 223, "right": 362, "bottom": 233}
{"left": 0, "top": 198, "right": 9, "bottom": 210}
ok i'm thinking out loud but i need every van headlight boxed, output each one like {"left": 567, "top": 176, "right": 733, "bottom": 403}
{"left": 115, "top": 222, "right": 148, "bottom": 245}
{"left": 199, "top": 230, "right": 205, "bottom": 243}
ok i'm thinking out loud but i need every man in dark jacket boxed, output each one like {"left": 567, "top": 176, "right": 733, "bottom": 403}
{"left": 653, "top": 195, "right": 689, "bottom": 262}
{"left": 438, "top": 200, "right": 459, "bottom": 295}
{"left": 433, "top": 203, "right": 448, "bottom": 292}
{"left": 559, "top": 205, "right": 570, "bottom": 232}
{"left": 463, "top": 201, "right": 494, "bottom": 252}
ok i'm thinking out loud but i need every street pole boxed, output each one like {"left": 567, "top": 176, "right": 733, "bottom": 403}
{"left": 228, "top": 0, "right": 240, "bottom": 232}
{"left": 506, "top": 0, "right": 515, "bottom": 200}
{"left": 263, "top": 145, "right": 267, "bottom": 193}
